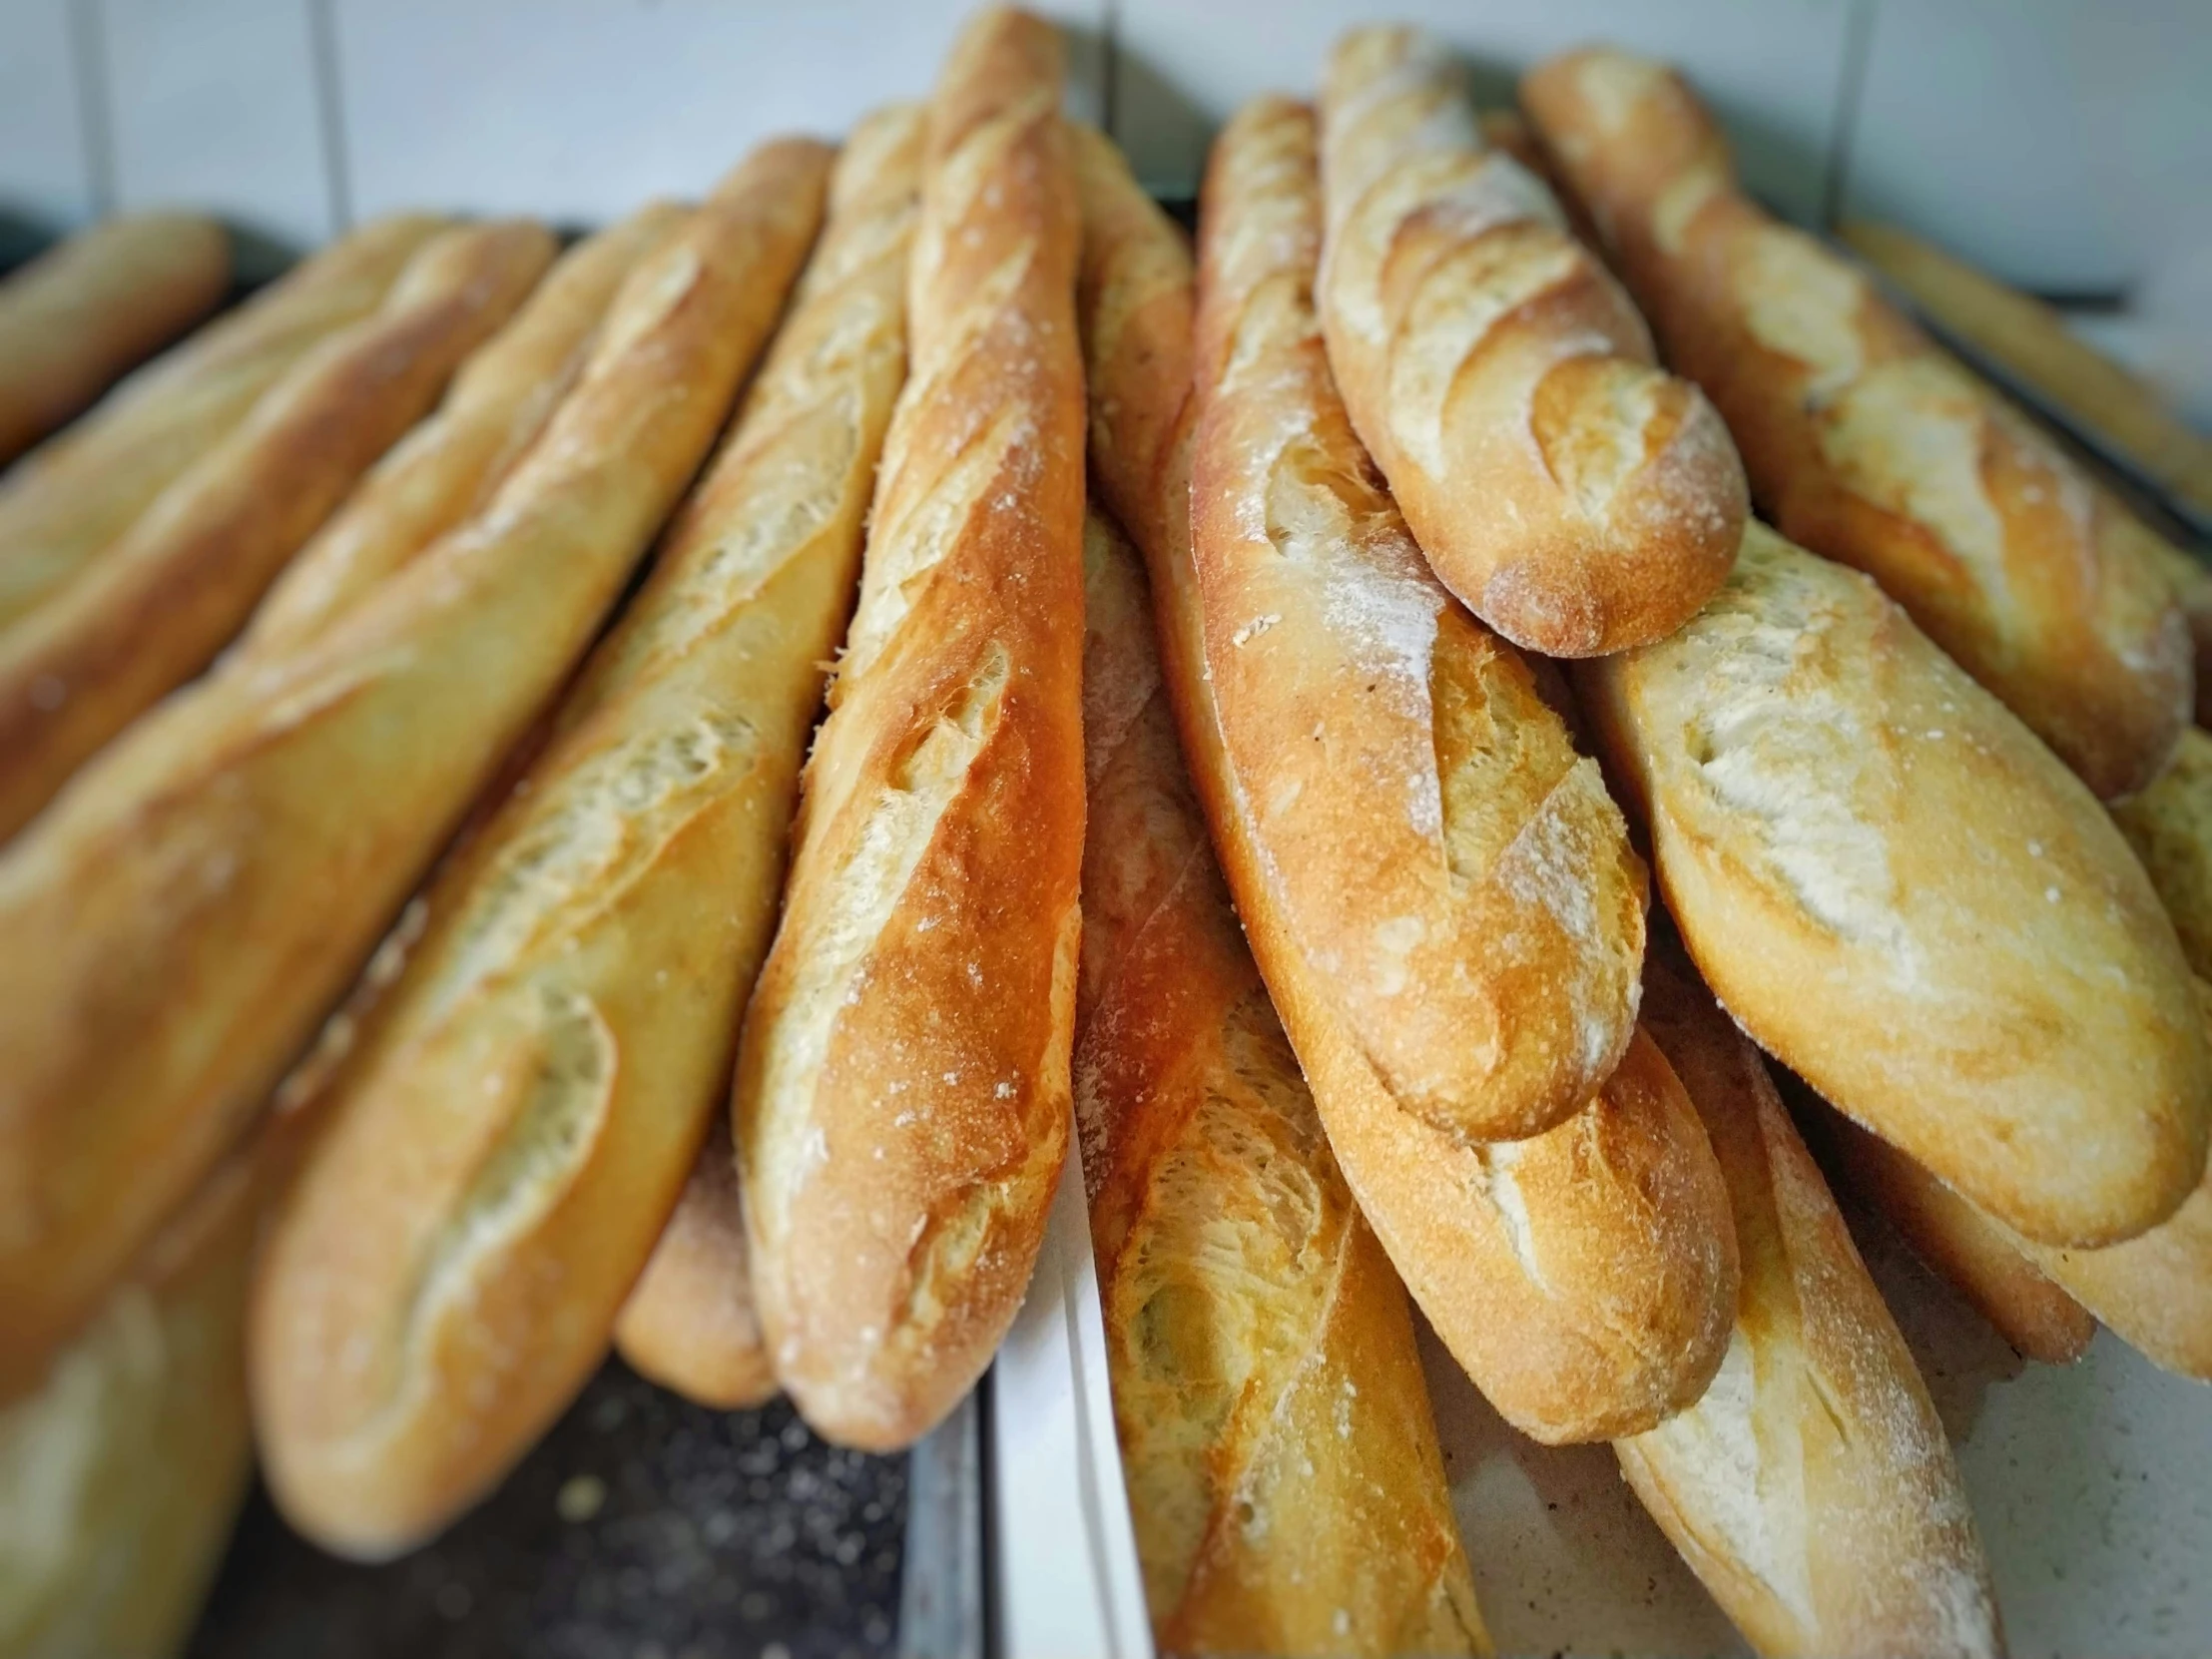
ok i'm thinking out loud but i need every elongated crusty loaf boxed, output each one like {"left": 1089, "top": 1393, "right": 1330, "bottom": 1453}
{"left": 248, "top": 126, "right": 911, "bottom": 1558}
{"left": 0, "top": 214, "right": 446, "bottom": 635}
{"left": 1575, "top": 518, "right": 2210, "bottom": 1247}
{"left": 1797, "top": 1092, "right": 2094, "bottom": 1366}
{"left": 1522, "top": 47, "right": 2189, "bottom": 800}
{"left": 0, "top": 1139, "right": 259, "bottom": 1659}
{"left": 614, "top": 1119, "right": 776, "bottom": 1411}
{"left": 240, "top": 201, "right": 687, "bottom": 660}
{"left": 1317, "top": 28, "right": 1744, "bottom": 656}
{"left": 1621, "top": 939, "right": 2004, "bottom": 1659}
{"left": 1080, "top": 106, "right": 1736, "bottom": 1443}
{"left": 0, "top": 141, "right": 829, "bottom": 1406}
{"left": 0, "top": 213, "right": 230, "bottom": 466}
{"left": 1080, "top": 502, "right": 1489, "bottom": 1657}
{"left": 732, "top": 11, "right": 1086, "bottom": 1453}
{"left": 1801, "top": 1017, "right": 2212, "bottom": 1384}
{"left": 2010, "top": 1001, "right": 2212, "bottom": 1382}
{"left": 0, "top": 220, "right": 555, "bottom": 839}
{"left": 2112, "top": 725, "right": 2212, "bottom": 977}
{"left": 1840, "top": 217, "right": 2212, "bottom": 533}
{"left": 1192, "top": 97, "right": 1647, "bottom": 1142}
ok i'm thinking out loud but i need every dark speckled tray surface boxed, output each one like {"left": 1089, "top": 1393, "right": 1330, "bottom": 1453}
{"left": 187, "top": 1361, "right": 907, "bottom": 1659}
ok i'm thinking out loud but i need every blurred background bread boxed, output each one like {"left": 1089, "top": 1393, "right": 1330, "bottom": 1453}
{"left": 0, "top": 218, "right": 555, "bottom": 838}
{"left": 0, "top": 148, "right": 822, "bottom": 1407}
{"left": 0, "top": 213, "right": 230, "bottom": 466}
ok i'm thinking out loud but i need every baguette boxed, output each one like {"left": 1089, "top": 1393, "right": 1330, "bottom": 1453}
{"left": 0, "top": 141, "right": 829, "bottom": 1405}
{"left": 239, "top": 201, "right": 688, "bottom": 660}
{"left": 1079, "top": 501, "right": 1489, "bottom": 1658}
{"left": 1574, "top": 518, "right": 2210, "bottom": 1247}
{"left": 2111, "top": 725, "right": 2212, "bottom": 978}
{"left": 1796, "top": 1092, "right": 2094, "bottom": 1366}
{"left": 1193, "top": 96, "right": 1648, "bottom": 1143}
{"left": 0, "top": 213, "right": 230, "bottom": 465}
{"left": 1317, "top": 28, "right": 1745, "bottom": 656}
{"left": 1620, "top": 937, "right": 2004, "bottom": 1659}
{"left": 248, "top": 124, "right": 912, "bottom": 1558}
{"left": 0, "top": 1140, "right": 259, "bottom": 1659}
{"left": 613, "top": 1118, "right": 776, "bottom": 1411}
{"left": 1079, "top": 109, "right": 1736, "bottom": 1444}
{"left": 1802, "top": 1030, "right": 2212, "bottom": 1384}
{"left": 0, "top": 214, "right": 446, "bottom": 634}
{"left": 1840, "top": 217, "right": 2212, "bottom": 532}
{"left": 732, "top": 9, "right": 1087, "bottom": 1453}
{"left": 2007, "top": 989, "right": 2212, "bottom": 1382}
{"left": 1522, "top": 47, "right": 2190, "bottom": 800}
{"left": 0, "top": 219, "right": 556, "bottom": 838}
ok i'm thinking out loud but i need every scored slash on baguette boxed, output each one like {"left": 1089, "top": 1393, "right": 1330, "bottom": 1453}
{"left": 1315, "top": 25, "right": 1746, "bottom": 659}
{"left": 732, "top": 8, "right": 1087, "bottom": 1454}
{"left": 1076, "top": 109, "right": 1740, "bottom": 1446}
{"left": 1522, "top": 44, "right": 2191, "bottom": 801}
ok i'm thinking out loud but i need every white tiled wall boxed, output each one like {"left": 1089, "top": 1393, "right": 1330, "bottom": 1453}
{"left": 1842, "top": 0, "right": 2212, "bottom": 294}
{"left": 99, "top": 0, "right": 337, "bottom": 246}
{"left": 1112, "top": 0, "right": 1855, "bottom": 223}
{"left": 0, "top": 0, "right": 97, "bottom": 230}
{"left": 0, "top": 0, "right": 2206, "bottom": 301}
{"left": 333, "top": 0, "right": 1106, "bottom": 226}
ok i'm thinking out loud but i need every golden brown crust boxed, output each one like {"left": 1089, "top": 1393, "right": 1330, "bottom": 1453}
{"left": 1318, "top": 28, "right": 1745, "bottom": 656}
{"left": 0, "top": 214, "right": 447, "bottom": 637}
{"left": 1079, "top": 503, "right": 1489, "bottom": 1658}
{"left": 0, "top": 220, "right": 556, "bottom": 839}
{"left": 732, "top": 11, "right": 1087, "bottom": 1453}
{"left": 0, "top": 213, "right": 230, "bottom": 465}
{"left": 2145, "top": 542, "right": 2212, "bottom": 728}
{"left": 1523, "top": 46, "right": 2189, "bottom": 800}
{"left": 1575, "top": 520, "right": 2210, "bottom": 1247}
{"left": 245, "top": 136, "right": 864, "bottom": 1558}
{"left": 0, "top": 1139, "right": 258, "bottom": 1659}
{"left": 1795, "top": 1090, "right": 2094, "bottom": 1366}
{"left": 1623, "top": 939, "right": 2005, "bottom": 1659}
{"left": 2112, "top": 726, "right": 2212, "bottom": 978}
{"left": 1840, "top": 218, "right": 2212, "bottom": 531}
{"left": 0, "top": 145, "right": 827, "bottom": 1410}
{"left": 239, "top": 202, "right": 687, "bottom": 661}
{"left": 614, "top": 1119, "right": 778, "bottom": 1411}
{"left": 1191, "top": 93, "right": 1646, "bottom": 1144}
{"left": 1082, "top": 104, "right": 1736, "bottom": 1445}
{"left": 2018, "top": 1152, "right": 2212, "bottom": 1382}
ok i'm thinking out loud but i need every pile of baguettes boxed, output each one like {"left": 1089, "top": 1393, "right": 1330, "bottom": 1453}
{"left": 4, "top": 7, "right": 2211, "bottom": 1656}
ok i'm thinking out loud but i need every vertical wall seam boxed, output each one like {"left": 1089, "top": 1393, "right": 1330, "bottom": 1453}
{"left": 306, "top": 0, "right": 352, "bottom": 235}
{"left": 1101, "top": 0, "right": 1120, "bottom": 137}
{"left": 67, "top": 0, "right": 118, "bottom": 217}
{"left": 1822, "top": 0, "right": 1877, "bottom": 229}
